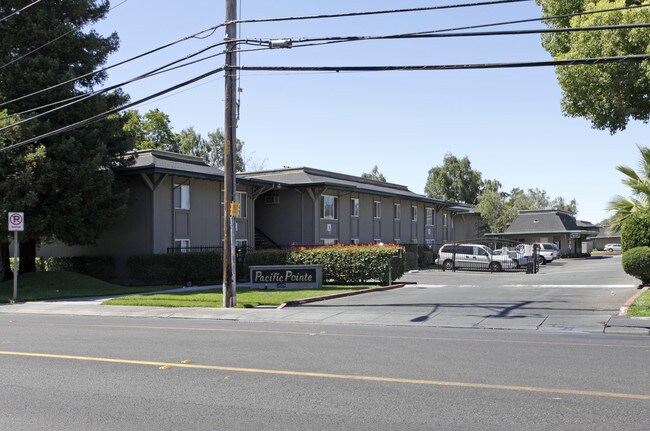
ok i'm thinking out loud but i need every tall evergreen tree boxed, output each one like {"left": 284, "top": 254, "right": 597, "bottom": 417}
{"left": 0, "top": 0, "right": 133, "bottom": 275}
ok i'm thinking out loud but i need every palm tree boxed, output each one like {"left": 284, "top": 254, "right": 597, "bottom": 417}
{"left": 608, "top": 145, "right": 650, "bottom": 232}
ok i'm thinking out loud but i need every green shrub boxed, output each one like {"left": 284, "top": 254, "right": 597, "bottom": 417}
{"left": 243, "top": 250, "right": 290, "bottom": 268}
{"left": 621, "top": 212, "right": 650, "bottom": 252}
{"left": 621, "top": 246, "right": 650, "bottom": 284}
{"left": 286, "top": 244, "right": 405, "bottom": 285}
{"left": 44, "top": 256, "right": 115, "bottom": 280}
{"left": 405, "top": 252, "right": 418, "bottom": 271}
{"left": 417, "top": 245, "right": 434, "bottom": 268}
{"left": 127, "top": 252, "right": 222, "bottom": 285}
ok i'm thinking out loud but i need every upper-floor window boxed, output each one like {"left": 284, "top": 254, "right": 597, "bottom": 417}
{"left": 320, "top": 195, "right": 338, "bottom": 220}
{"left": 443, "top": 213, "right": 448, "bottom": 227}
{"left": 174, "top": 184, "right": 190, "bottom": 210}
{"left": 351, "top": 198, "right": 360, "bottom": 218}
{"left": 374, "top": 201, "right": 381, "bottom": 219}
{"left": 411, "top": 205, "right": 417, "bottom": 222}
{"left": 393, "top": 203, "right": 401, "bottom": 220}
{"left": 426, "top": 208, "right": 434, "bottom": 226}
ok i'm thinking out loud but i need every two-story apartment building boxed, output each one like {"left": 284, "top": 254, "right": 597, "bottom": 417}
{"left": 39, "top": 150, "right": 481, "bottom": 276}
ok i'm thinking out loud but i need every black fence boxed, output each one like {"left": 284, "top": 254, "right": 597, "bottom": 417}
{"left": 433, "top": 239, "right": 540, "bottom": 274}
{"left": 166, "top": 245, "right": 254, "bottom": 279}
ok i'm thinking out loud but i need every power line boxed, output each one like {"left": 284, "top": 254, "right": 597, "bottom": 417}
{"left": 235, "top": 54, "right": 650, "bottom": 73}
{"left": 0, "top": 38, "right": 235, "bottom": 131}
{"left": 232, "top": 0, "right": 533, "bottom": 25}
{"left": 0, "top": 17, "right": 223, "bottom": 109}
{"left": 0, "top": 0, "right": 131, "bottom": 71}
{"left": 268, "top": 22, "right": 650, "bottom": 48}
{"left": 0, "top": 0, "right": 43, "bottom": 24}
{"left": 0, "top": 67, "right": 225, "bottom": 153}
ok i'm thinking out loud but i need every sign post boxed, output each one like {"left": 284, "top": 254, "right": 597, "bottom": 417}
{"left": 8, "top": 212, "right": 24, "bottom": 301}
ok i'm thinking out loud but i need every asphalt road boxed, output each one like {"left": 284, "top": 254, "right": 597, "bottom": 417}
{"left": 1, "top": 314, "right": 649, "bottom": 431}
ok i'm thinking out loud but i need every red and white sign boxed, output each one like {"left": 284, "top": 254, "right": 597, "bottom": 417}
{"left": 8, "top": 212, "right": 24, "bottom": 231}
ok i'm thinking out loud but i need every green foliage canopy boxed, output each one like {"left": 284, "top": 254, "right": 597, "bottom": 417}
{"left": 0, "top": 1, "right": 134, "bottom": 267}
{"left": 425, "top": 153, "right": 483, "bottom": 203}
{"left": 537, "top": 0, "right": 650, "bottom": 132}
{"left": 607, "top": 144, "right": 650, "bottom": 231}
{"left": 361, "top": 165, "right": 387, "bottom": 182}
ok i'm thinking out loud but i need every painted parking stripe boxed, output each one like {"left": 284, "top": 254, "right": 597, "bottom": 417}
{"left": 1, "top": 350, "right": 649, "bottom": 400}
{"left": 503, "top": 285, "right": 636, "bottom": 288}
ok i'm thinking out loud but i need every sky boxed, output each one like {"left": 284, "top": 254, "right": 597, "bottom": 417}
{"left": 90, "top": 0, "right": 649, "bottom": 224}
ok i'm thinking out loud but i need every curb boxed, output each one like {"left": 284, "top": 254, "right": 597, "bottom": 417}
{"left": 277, "top": 283, "right": 406, "bottom": 309}
{"left": 618, "top": 286, "right": 648, "bottom": 316}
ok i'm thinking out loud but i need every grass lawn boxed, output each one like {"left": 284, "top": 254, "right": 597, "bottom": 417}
{"left": 627, "top": 289, "right": 650, "bottom": 317}
{"left": 0, "top": 271, "right": 177, "bottom": 303}
{"left": 103, "top": 286, "right": 374, "bottom": 308}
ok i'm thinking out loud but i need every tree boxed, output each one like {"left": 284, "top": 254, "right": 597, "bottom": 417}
{"left": 476, "top": 183, "right": 578, "bottom": 233}
{"left": 206, "top": 129, "right": 245, "bottom": 172}
{"left": 536, "top": 0, "right": 650, "bottom": 132}
{"left": 123, "top": 109, "right": 179, "bottom": 152}
{"left": 361, "top": 165, "right": 387, "bottom": 182}
{"left": 425, "top": 153, "right": 483, "bottom": 203}
{"left": 0, "top": 0, "right": 134, "bottom": 272}
{"left": 607, "top": 144, "right": 650, "bottom": 231}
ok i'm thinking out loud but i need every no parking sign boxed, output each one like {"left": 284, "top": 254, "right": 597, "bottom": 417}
{"left": 8, "top": 212, "right": 24, "bottom": 231}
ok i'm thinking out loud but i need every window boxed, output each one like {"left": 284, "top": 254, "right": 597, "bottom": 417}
{"left": 351, "top": 238, "right": 359, "bottom": 245}
{"left": 174, "top": 239, "right": 190, "bottom": 252}
{"left": 373, "top": 239, "right": 382, "bottom": 244}
{"left": 426, "top": 208, "right": 434, "bottom": 226}
{"left": 443, "top": 213, "right": 448, "bottom": 227}
{"left": 321, "top": 238, "right": 338, "bottom": 245}
{"left": 373, "top": 201, "right": 381, "bottom": 219}
{"left": 351, "top": 198, "right": 359, "bottom": 218}
{"left": 236, "top": 239, "right": 248, "bottom": 248}
{"left": 320, "top": 195, "right": 338, "bottom": 220}
{"left": 174, "top": 184, "right": 190, "bottom": 209}
{"left": 393, "top": 203, "right": 401, "bottom": 220}
{"left": 411, "top": 205, "right": 417, "bottom": 222}
{"left": 394, "top": 239, "right": 401, "bottom": 244}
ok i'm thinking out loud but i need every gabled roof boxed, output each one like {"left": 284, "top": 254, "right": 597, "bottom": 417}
{"left": 504, "top": 210, "right": 581, "bottom": 234}
{"left": 488, "top": 209, "right": 595, "bottom": 236}
{"left": 121, "top": 149, "right": 225, "bottom": 180}
{"left": 120, "top": 152, "right": 463, "bottom": 209}
{"left": 239, "top": 167, "right": 451, "bottom": 206}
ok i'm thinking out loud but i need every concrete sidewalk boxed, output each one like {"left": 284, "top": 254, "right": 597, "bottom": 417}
{"left": 0, "top": 285, "right": 648, "bottom": 335}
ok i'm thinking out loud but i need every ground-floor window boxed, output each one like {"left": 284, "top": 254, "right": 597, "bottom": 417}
{"left": 174, "top": 239, "right": 190, "bottom": 252}
{"left": 351, "top": 238, "right": 359, "bottom": 245}
{"left": 321, "top": 238, "right": 338, "bottom": 245}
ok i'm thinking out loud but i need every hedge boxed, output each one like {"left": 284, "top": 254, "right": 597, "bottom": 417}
{"left": 621, "top": 246, "right": 650, "bottom": 285}
{"left": 244, "top": 245, "right": 405, "bottom": 285}
{"left": 44, "top": 256, "right": 115, "bottom": 281}
{"left": 621, "top": 212, "right": 650, "bottom": 251}
{"left": 127, "top": 252, "right": 222, "bottom": 285}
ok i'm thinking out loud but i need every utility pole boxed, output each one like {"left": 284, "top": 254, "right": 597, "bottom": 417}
{"left": 223, "top": 0, "right": 238, "bottom": 307}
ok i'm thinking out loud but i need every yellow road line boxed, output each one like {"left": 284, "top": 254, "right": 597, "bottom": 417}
{"left": 1, "top": 350, "right": 648, "bottom": 400}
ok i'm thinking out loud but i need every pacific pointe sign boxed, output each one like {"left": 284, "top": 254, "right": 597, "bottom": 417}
{"left": 249, "top": 265, "right": 323, "bottom": 290}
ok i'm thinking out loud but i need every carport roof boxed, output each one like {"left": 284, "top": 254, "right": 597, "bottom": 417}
{"left": 486, "top": 209, "right": 597, "bottom": 237}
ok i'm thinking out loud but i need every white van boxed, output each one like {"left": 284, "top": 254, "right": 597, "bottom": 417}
{"left": 436, "top": 243, "right": 519, "bottom": 272}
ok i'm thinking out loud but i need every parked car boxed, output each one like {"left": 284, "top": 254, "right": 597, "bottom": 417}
{"left": 604, "top": 243, "right": 621, "bottom": 252}
{"left": 493, "top": 247, "right": 532, "bottom": 267}
{"left": 516, "top": 242, "right": 558, "bottom": 265}
{"left": 436, "top": 243, "right": 519, "bottom": 271}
